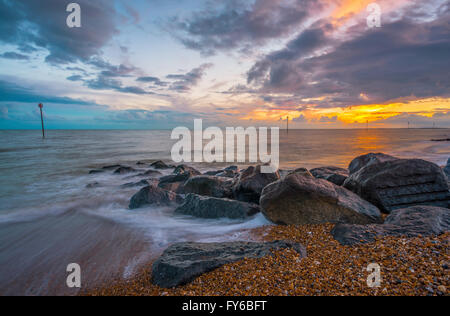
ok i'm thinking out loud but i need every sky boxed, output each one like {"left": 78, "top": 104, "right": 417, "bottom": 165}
{"left": 0, "top": 0, "right": 449, "bottom": 129}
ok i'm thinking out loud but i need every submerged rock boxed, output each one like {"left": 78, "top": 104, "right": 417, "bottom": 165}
{"left": 138, "top": 169, "right": 163, "bottom": 177}
{"left": 152, "top": 240, "right": 307, "bottom": 288}
{"left": 183, "top": 176, "right": 233, "bottom": 198}
{"left": 344, "top": 158, "right": 450, "bottom": 213}
{"left": 310, "top": 166, "right": 349, "bottom": 186}
{"left": 89, "top": 169, "right": 105, "bottom": 175}
{"left": 175, "top": 194, "right": 260, "bottom": 219}
{"left": 114, "top": 166, "right": 137, "bottom": 174}
{"left": 86, "top": 182, "right": 101, "bottom": 188}
{"left": 260, "top": 169, "right": 382, "bottom": 225}
{"left": 332, "top": 206, "right": 450, "bottom": 245}
{"left": 120, "top": 179, "right": 150, "bottom": 189}
{"left": 129, "top": 185, "right": 181, "bottom": 209}
{"left": 233, "top": 165, "right": 280, "bottom": 204}
{"left": 150, "top": 161, "right": 172, "bottom": 170}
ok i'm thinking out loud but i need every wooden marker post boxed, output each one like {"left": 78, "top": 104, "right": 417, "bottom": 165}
{"left": 38, "top": 103, "right": 45, "bottom": 139}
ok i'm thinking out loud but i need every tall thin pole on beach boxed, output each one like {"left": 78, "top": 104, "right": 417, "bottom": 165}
{"left": 38, "top": 103, "right": 45, "bottom": 139}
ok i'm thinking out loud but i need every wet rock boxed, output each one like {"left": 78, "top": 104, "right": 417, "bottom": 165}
{"left": 120, "top": 179, "right": 150, "bottom": 189}
{"left": 137, "top": 169, "right": 163, "bottom": 177}
{"left": 310, "top": 166, "right": 349, "bottom": 186}
{"left": 114, "top": 166, "right": 137, "bottom": 174}
{"left": 260, "top": 169, "right": 382, "bottom": 225}
{"left": 158, "top": 173, "right": 191, "bottom": 193}
{"left": 332, "top": 206, "right": 450, "bottom": 245}
{"left": 344, "top": 158, "right": 450, "bottom": 213}
{"left": 183, "top": 176, "right": 233, "bottom": 198}
{"left": 174, "top": 165, "right": 201, "bottom": 176}
{"left": 129, "top": 185, "right": 181, "bottom": 209}
{"left": 152, "top": 240, "right": 307, "bottom": 288}
{"left": 102, "top": 164, "right": 123, "bottom": 170}
{"left": 175, "top": 194, "right": 260, "bottom": 219}
{"left": 150, "top": 161, "right": 172, "bottom": 170}
{"left": 233, "top": 165, "right": 280, "bottom": 204}
{"left": 348, "top": 153, "right": 398, "bottom": 174}
{"left": 89, "top": 169, "right": 105, "bottom": 175}
{"left": 204, "top": 166, "right": 238, "bottom": 178}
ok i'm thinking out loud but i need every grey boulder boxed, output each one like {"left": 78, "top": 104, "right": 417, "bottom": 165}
{"left": 174, "top": 165, "right": 201, "bottom": 176}
{"left": 152, "top": 240, "right": 307, "bottom": 288}
{"left": 158, "top": 173, "right": 191, "bottom": 193}
{"left": 260, "top": 169, "right": 382, "bottom": 225}
{"left": 332, "top": 206, "right": 450, "bottom": 245}
{"left": 233, "top": 165, "right": 280, "bottom": 204}
{"left": 348, "top": 153, "right": 398, "bottom": 174}
{"left": 344, "top": 158, "right": 450, "bottom": 213}
{"left": 129, "top": 185, "right": 181, "bottom": 209}
{"left": 175, "top": 194, "right": 260, "bottom": 219}
{"left": 310, "top": 166, "right": 349, "bottom": 185}
{"left": 183, "top": 176, "right": 233, "bottom": 198}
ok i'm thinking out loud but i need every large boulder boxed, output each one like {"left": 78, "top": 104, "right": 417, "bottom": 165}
{"left": 183, "top": 176, "right": 233, "bottom": 198}
{"left": 344, "top": 158, "right": 450, "bottom": 213}
{"left": 233, "top": 165, "right": 280, "bottom": 204}
{"left": 158, "top": 173, "right": 191, "bottom": 193}
{"left": 152, "top": 241, "right": 307, "bottom": 288}
{"left": 174, "top": 165, "right": 201, "bottom": 176}
{"left": 260, "top": 169, "right": 382, "bottom": 225}
{"left": 332, "top": 206, "right": 450, "bottom": 245}
{"left": 310, "top": 166, "right": 349, "bottom": 186}
{"left": 175, "top": 194, "right": 260, "bottom": 219}
{"left": 348, "top": 153, "right": 398, "bottom": 174}
{"left": 129, "top": 185, "right": 181, "bottom": 209}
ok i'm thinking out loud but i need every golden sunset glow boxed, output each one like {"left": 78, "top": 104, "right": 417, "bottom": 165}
{"left": 240, "top": 97, "right": 450, "bottom": 125}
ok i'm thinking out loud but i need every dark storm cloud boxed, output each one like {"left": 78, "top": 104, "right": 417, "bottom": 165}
{"left": 0, "top": 52, "right": 30, "bottom": 60}
{"left": 246, "top": 10, "right": 450, "bottom": 106}
{"left": 167, "top": 63, "right": 213, "bottom": 92}
{"left": 0, "top": 0, "right": 118, "bottom": 65}
{"left": 0, "top": 80, "right": 95, "bottom": 105}
{"left": 84, "top": 75, "right": 153, "bottom": 95}
{"left": 169, "top": 0, "right": 322, "bottom": 55}
{"left": 136, "top": 76, "right": 168, "bottom": 87}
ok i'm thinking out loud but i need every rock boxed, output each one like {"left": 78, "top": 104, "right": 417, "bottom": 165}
{"left": 332, "top": 206, "right": 450, "bottom": 245}
{"left": 183, "top": 176, "right": 233, "bottom": 198}
{"left": 152, "top": 240, "right": 307, "bottom": 288}
{"left": 260, "top": 169, "right": 382, "bottom": 225}
{"left": 344, "top": 158, "right": 450, "bottom": 213}
{"left": 138, "top": 169, "right": 163, "bottom": 177}
{"left": 102, "top": 164, "right": 123, "bottom": 170}
{"left": 233, "top": 165, "right": 280, "bottom": 204}
{"left": 310, "top": 166, "right": 349, "bottom": 186}
{"left": 129, "top": 185, "right": 181, "bottom": 209}
{"left": 444, "top": 158, "right": 450, "bottom": 179}
{"left": 158, "top": 173, "right": 191, "bottom": 193}
{"left": 150, "top": 161, "right": 172, "bottom": 170}
{"left": 120, "top": 179, "right": 150, "bottom": 189}
{"left": 175, "top": 194, "right": 260, "bottom": 219}
{"left": 86, "top": 182, "right": 100, "bottom": 188}
{"left": 113, "top": 166, "right": 136, "bottom": 174}
{"left": 174, "top": 165, "right": 201, "bottom": 176}
{"left": 204, "top": 166, "right": 238, "bottom": 178}
{"left": 89, "top": 169, "right": 105, "bottom": 175}
{"left": 348, "top": 153, "right": 398, "bottom": 174}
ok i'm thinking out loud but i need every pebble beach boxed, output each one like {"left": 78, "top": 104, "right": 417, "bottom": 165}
{"left": 83, "top": 224, "right": 449, "bottom": 296}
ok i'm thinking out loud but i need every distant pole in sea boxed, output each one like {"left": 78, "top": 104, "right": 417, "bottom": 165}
{"left": 286, "top": 116, "right": 289, "bottom": 133}
{"left": 38, "top": 103, "right": 45, "bottom": 139}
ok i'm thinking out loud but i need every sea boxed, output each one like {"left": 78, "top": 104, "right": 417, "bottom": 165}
{"left": 0, "top": 129, "right": 449, "bottom": 295}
